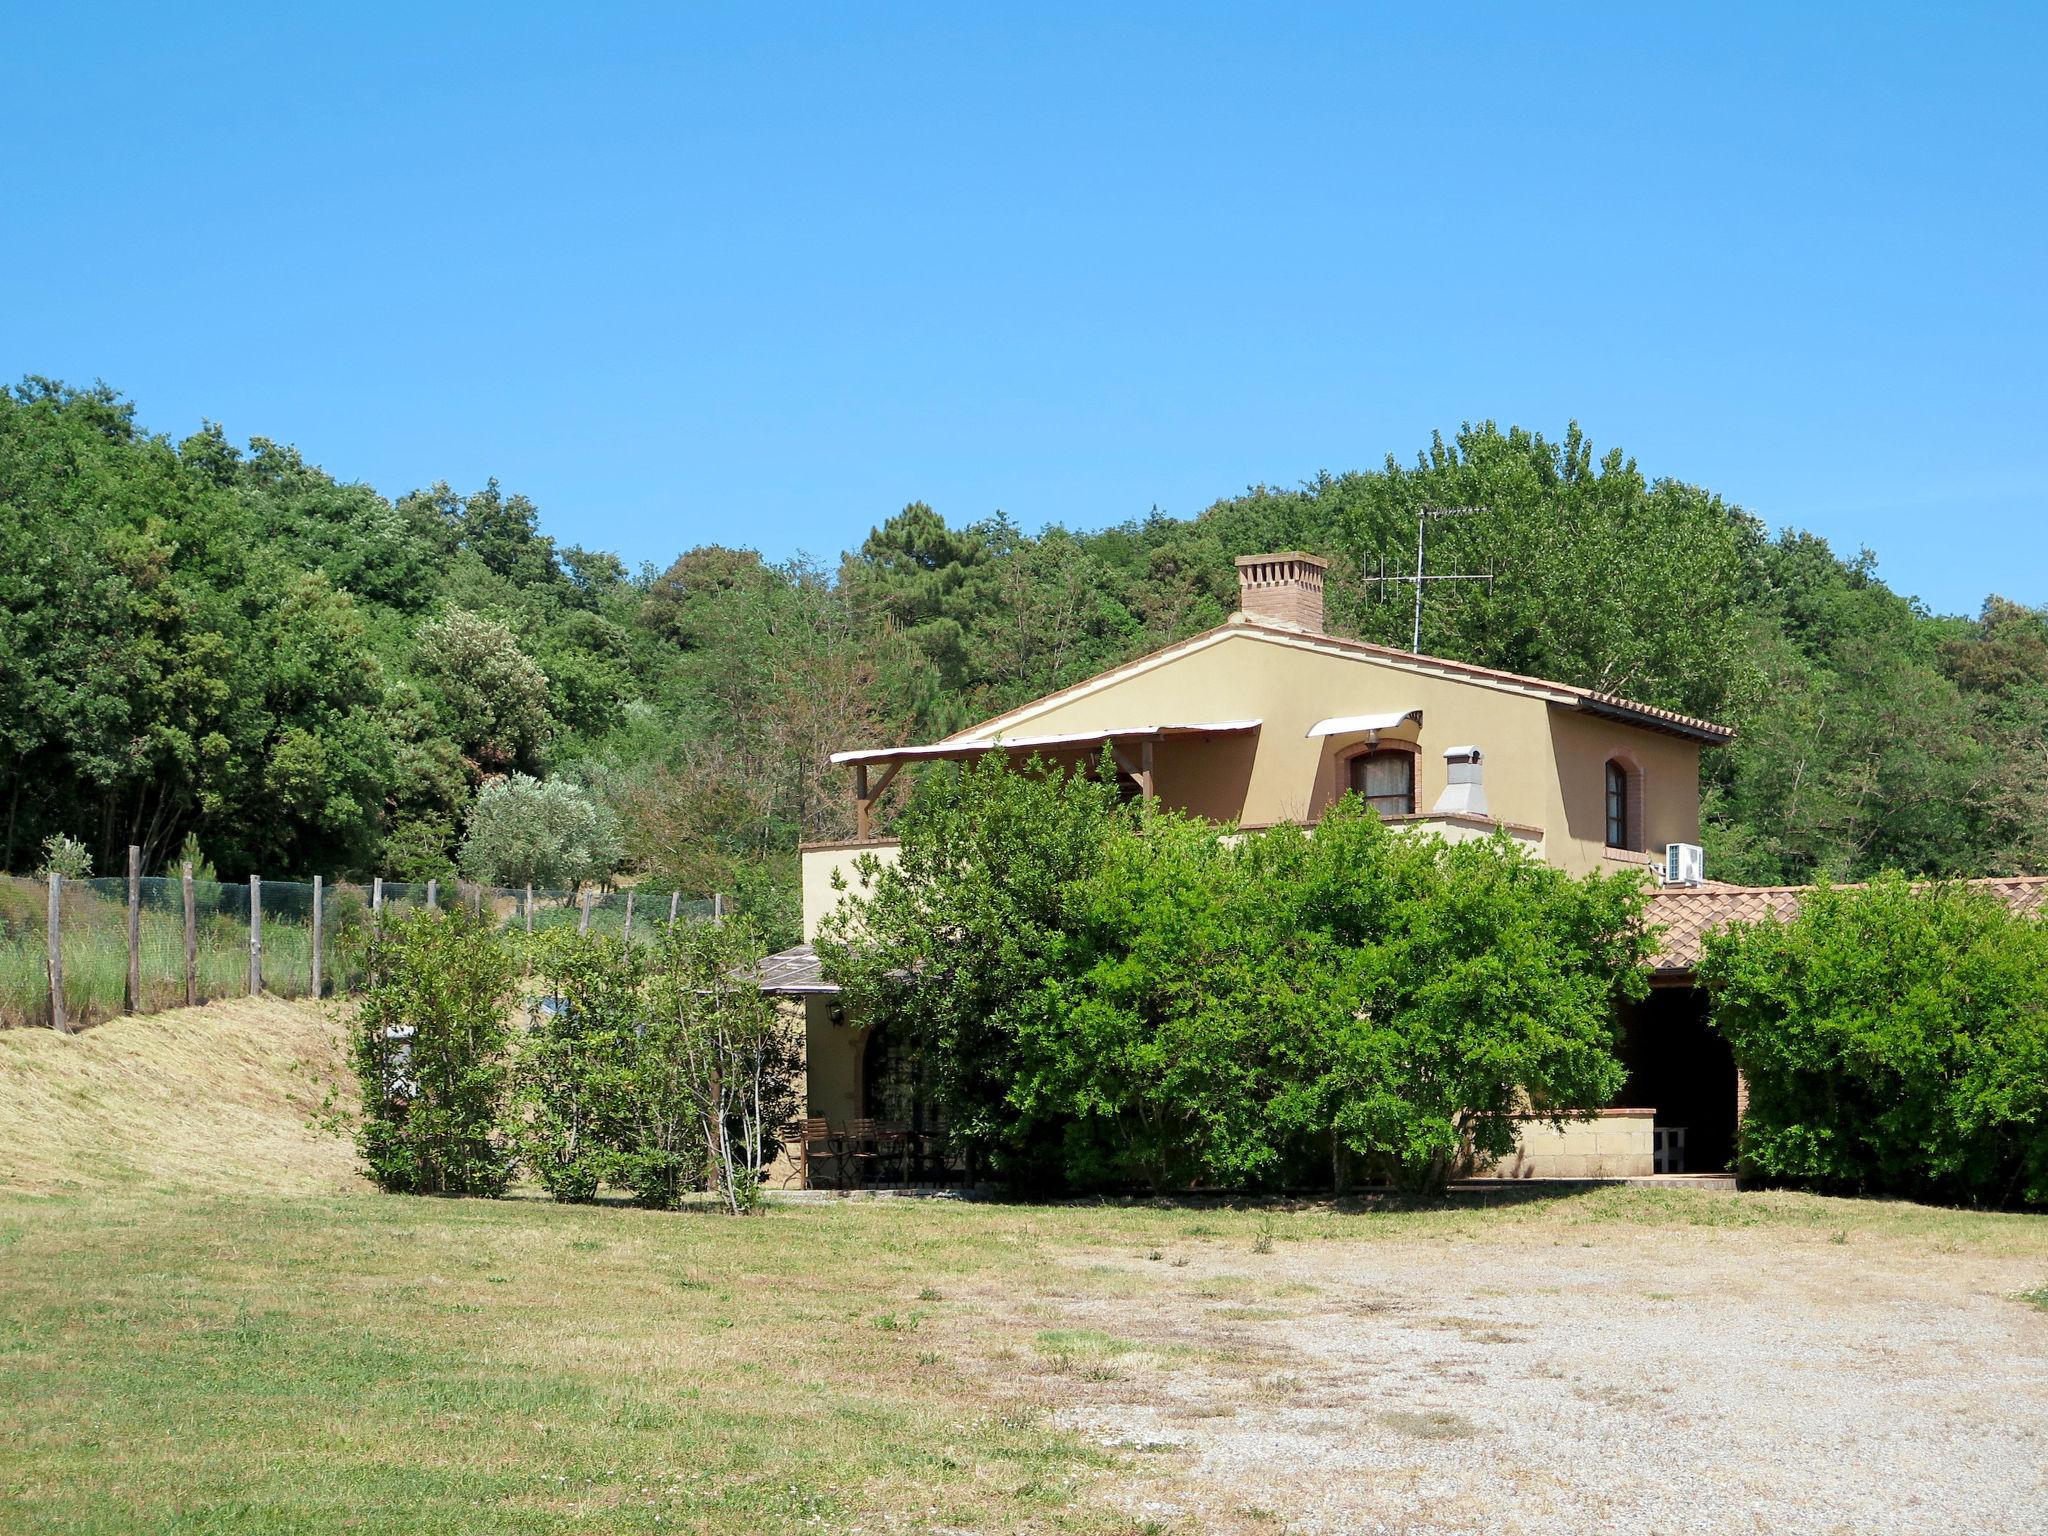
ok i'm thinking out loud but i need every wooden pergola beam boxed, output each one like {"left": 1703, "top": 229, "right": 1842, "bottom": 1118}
{"left": 853, "top": 760, "right": 903, "bottom": 841}
{"left": 1109, "top": 739, "right": 1156, "bottom": 800}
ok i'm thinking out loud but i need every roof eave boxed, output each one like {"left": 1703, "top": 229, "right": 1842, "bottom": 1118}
{"left": 1571, "top": 696, "right": 1736, "bottom": 746}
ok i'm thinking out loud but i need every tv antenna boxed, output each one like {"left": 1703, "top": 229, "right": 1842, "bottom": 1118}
{"left": 1363, "top": 505, "right": 1494, "bottom": 653}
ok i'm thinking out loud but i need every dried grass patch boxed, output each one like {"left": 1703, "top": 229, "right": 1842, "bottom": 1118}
{"left": 0, "top": 996, "right": 359, "bottom": 1196}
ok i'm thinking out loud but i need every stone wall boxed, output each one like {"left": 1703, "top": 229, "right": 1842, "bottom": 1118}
{"left": 1478, "top": 1107, "right": 1657, "bottom": 1179}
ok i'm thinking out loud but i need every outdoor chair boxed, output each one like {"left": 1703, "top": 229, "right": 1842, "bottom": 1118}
{"left": 800, "top": 1117, "right": 841, "bottom": 1189}
{"left": 877, "top": 1121, "right": 913, "bottom": 1184}
{"left": 845, "top": 1117, "right": 882, "bottom": 1187}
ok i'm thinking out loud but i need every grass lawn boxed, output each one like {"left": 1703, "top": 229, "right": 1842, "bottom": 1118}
{"left": 4, "top": 1001, "right": 2047, "bottom": 1534}
{"left": 0, "top": 1189, "right": 1131, "bottom": 1534}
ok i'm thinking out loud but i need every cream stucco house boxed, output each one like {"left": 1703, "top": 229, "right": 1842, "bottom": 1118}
{"left": 763, "top": 552, "right": 1748, "bottom": 1186}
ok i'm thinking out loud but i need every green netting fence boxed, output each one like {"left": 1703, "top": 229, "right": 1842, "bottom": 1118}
{"left": 0, "top": 869, "right": 720, "bottom": 1032}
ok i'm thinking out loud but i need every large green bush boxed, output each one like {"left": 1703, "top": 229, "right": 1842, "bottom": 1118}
{"left": 1037, "top": 803, "right": 1648, "bottom": 1194}
{"left": 1700, "top": 875, "right": 2048, "bottom": 1205}
{"left": 822, "top": 752, "right": 1131, "bottom": 1188}
{"left": 351, "top": 910, "right": 519, "bottom": 1195}
{"left": 509, "top": 920, "right": 795, "bottom": 1211}
{"left": 824, "top": 754, "right": 1651, "bottom": 1195}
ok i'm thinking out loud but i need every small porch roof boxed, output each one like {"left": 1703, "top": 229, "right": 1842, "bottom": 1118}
{"left": 828, "top": 719, "right": 1261, "bottom": 768}
{"left": 747, "top": 943, "right": 841, "bottom": 995}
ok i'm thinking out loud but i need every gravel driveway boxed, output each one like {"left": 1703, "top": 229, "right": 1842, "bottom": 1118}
{"left": 971, "top": 1207, "right": 2048, "bottom": 1534}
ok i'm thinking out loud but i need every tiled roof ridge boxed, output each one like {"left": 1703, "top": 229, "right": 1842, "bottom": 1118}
{"left": 947, "top": 617, "right": 1735, "bottom": 745}
{"left": 1250, "top": 623, "right": 1734, "bottom": 739}
{"left": 1653, "top": 873, "right": 2048, "bottom": 899}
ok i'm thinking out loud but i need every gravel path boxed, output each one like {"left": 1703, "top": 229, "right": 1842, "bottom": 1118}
{"left": 997, "top": 1219, "right": 2048, "bottom": 1534}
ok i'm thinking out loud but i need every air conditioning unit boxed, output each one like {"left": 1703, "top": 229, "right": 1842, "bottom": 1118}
{"left": 1664, "top": 842, "right": 1705, "bottom": 886}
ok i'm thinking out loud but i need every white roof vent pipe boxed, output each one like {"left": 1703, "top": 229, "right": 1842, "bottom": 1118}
{"left": 1431, "top": 745, "right": 1488, "bottom": 817}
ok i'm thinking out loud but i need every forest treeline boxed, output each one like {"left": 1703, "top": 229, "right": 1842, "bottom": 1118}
{"left": 3, "top": 376, "right": 2043, "bottom": 942}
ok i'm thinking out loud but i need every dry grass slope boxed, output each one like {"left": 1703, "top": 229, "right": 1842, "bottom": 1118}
{"left": 0, "top": 996, "right": 361, "bottom": 1197}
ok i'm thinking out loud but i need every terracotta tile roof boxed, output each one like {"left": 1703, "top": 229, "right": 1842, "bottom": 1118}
{"left": 1244, "top": 622, "right": 1737, "bottom": 743}
{"left": 946, "top": 617, "right": 1736, "bottom": 748}
{"left": 1645, "top": 876, "right": 2048, "bottom": 974}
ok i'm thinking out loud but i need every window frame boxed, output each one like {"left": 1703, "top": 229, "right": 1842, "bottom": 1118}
{"left": 1342, "top": 741, "right": 1419, "bottom": 820}
{"left": 1604, "top": 754, "right": 1645, "bottom": 852}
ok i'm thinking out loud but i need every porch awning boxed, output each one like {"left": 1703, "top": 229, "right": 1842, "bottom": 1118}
{"left": 1304, "top": 708, "right": 1422, "bottom": 738}
{"left": 829, "top": 719, "right": 1261, "bottom": 768}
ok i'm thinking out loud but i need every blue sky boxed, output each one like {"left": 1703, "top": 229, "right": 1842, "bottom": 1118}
{"left": 4, "top": 3, "right": 2043, "bottom": 617}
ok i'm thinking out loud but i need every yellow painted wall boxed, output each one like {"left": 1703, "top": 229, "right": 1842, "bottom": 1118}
{"left": 804, "top": 994, "right": 863, "bottom": 1123}
{"left": 1543, "top": 706, "right": 1703, "bottom": 861}
{"left": 992, "top": 628, "right": 1556, "bottom": 826}
{"left": 964, "top": 626, "right": 1701, "bottom": 875}
{"left": 801, "top": 841, "right": 901, "bottom": 941}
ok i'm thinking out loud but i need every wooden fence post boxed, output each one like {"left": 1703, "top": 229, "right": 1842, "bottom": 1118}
{"left": 623, "top": 890, "right": 634, "bottom": 946}
{"left": 578, "top": 889, "right": 592, "bottom": 934}
{"left": 248, "top": 875, "right": 263, "bottom": 995}
{"left": 46, "top": 872, "right": 67, "bottom": 1034}
{"left": 524, "top": 884, "right": 534, "bottom": 935}
{"left": 426, "top": 877, "right": 438, "bottom": 912}
{"left": 667, "top": 890, "right": 679, "bottom": 930}
{"left": 126, "top": 844, "right": 142, "bottom": 1015}
{"left": 182, "top": 862, "right": 198, "bottom": 1007}
{"left": 311, "top": 874, "right": 323, "bottom": 998}
{"left": 712, "top": 892, "right": 726, "bottom": 925}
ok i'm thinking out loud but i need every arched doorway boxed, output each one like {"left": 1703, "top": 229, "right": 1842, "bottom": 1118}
{"left": 861, "top": 1024, "right": 937, "bottom": 1131}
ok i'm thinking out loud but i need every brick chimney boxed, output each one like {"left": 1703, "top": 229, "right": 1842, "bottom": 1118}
{"left": 1234, "top": 552, "right": 1327, "bottom": 633}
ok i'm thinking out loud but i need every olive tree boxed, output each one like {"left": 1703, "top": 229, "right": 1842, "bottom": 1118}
{"left": 459, "top": 772, "right": 621, "bottom": 889}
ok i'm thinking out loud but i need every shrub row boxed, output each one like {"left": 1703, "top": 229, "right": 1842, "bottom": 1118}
{"left": 349, "top": 911, "right": 794, "bottom": 1212}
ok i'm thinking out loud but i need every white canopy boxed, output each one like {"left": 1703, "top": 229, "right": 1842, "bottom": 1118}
{"left": 1304, "top": 708, "right": 1422, "bottom": 738}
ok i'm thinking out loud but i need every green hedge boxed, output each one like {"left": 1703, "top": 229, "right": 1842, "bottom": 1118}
{"left": 1700, "top": 875, "right": 2048, "bottom": 1206}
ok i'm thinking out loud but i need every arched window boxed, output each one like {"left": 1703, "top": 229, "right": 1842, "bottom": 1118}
{"left": 1605, "top": 759, "right": 1633, "bottom": 850}
{"left": 1350, "top": 748, "right": 1415, "bottom": 819}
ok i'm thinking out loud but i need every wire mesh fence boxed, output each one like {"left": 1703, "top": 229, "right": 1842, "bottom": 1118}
{"left": 0, "top": 864, "right": 721, "bottom": 1032}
